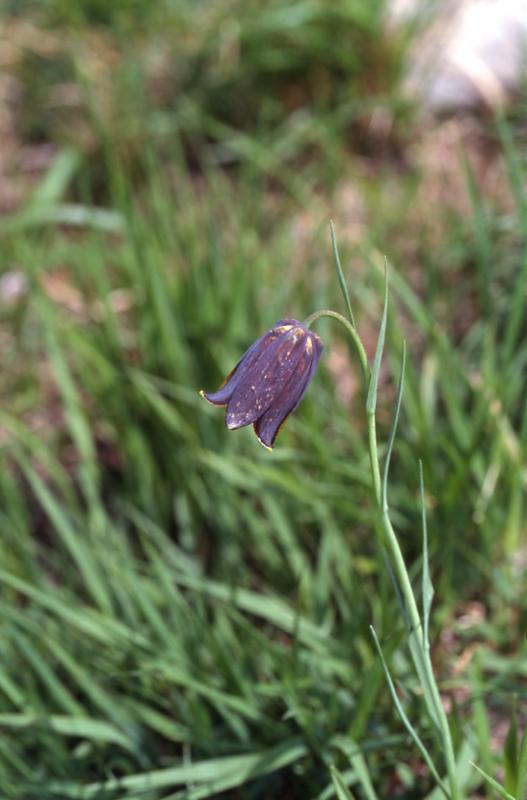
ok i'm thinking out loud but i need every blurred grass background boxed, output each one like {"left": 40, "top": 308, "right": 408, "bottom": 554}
{"left": 0, "top": 1, "right": 526, "bottom": 798}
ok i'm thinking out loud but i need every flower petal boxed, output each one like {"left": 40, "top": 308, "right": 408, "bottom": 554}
{"left": 225, "top": 325, "right": 308, "bottom": 430}
{"left": 253, "top": 333, "right": 322, "bottom": 448}
{"left": 202, "top": 319, "right": 298, "bottom": 406}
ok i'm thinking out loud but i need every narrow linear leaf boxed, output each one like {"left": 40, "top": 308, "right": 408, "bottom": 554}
{"left": 0, "top": 203, "right": 125, "bottom": 235}
{"left": 381, "top": 340, "right": 406, "bottom": 512}
{"left": 0, "top": 714, "right": 133, "bottom": 751}
{"left": 471, "top": 762, "right": 517, "bottom": 800}
{"left": 13, "top": 632, "right": 84, "bottom": 717}
{"left": 330, "top": 766, "right": 359, "bottom": 800}
{"left": 332, "top": 738, "right": 379, "bottom": 800}
{"left": 43, "top": 636, "right": 133, "bottom": 733}
{"left": 0, "top": 669, "right": 25, "bottom": 709}
{"left": 419, "top": 461, "right": 434, "bottom": 651}
{"left": 17, "top": 458, "right": 110, "bottom": 614}
{"left": 125, "top": 701, "right": 188, "bottom": 743}
{"left": 366, "top": 263, "right": 389, "bottom": 415}
{"left": 370, "top": 626, "right": 448, "bottom": 799}
{"left": 29, "top": 147, "right": 81, "bottom": 206}
{"left": 157, "top": 660, "right": 265, "bottom": 723}
{"left": 516, "top": 725, "right": 527, "bottom": 800}
{"left": 158, "top": 745, "right": 306, "bottom": 800}
{"left": 172, "top": 570, "right": 329, "bottom": 649}
{"left": 330, "top": 220, "right": 356, "bottom": 327}
{"left": 44, "top": 739, "right": 307, "bottom": 798}
{"left": 504, "top": 707, "right": 519, "bottom": 792}
{"left": 0, "top": 568, "right": 147, "bottom": 648}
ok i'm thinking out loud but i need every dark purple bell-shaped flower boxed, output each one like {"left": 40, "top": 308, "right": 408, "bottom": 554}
{"left": 201, "top": 319, "right": 323, "bottom": 449}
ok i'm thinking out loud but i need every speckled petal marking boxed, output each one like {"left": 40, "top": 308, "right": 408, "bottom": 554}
{"left": 202, "top": 319, "right": 298, "bottom": 406}
{"left": 225, "top": 325, "right": 308, "bottom": 430}
{"left": 254, "top": 332, "right": 322, "bottom": 448}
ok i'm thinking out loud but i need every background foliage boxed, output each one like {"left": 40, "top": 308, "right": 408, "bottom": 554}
{"left": 0, "top": 1, "right": 526, "bottom": 798}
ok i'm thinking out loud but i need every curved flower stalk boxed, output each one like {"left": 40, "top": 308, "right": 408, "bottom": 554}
{"left": 201, "top": 227, "right": 462, "bottom": 800}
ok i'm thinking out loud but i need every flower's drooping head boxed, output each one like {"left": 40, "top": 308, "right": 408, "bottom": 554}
{"left": 201, "top": 319, "right": 323, "bottom": 449}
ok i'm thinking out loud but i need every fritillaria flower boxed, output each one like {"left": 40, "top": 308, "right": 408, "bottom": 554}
{"left": 201, "top": 319, "right": 323, "bottom": 449}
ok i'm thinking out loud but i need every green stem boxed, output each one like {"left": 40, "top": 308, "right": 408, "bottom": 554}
{"left": 305, "top": 308, "right": 461, "bottom": 800}
{"left": 304, "top": 309, "right": 369, "bottom": 382}
{"left": 303, "top": 310, "right": 382, "bottom": 502}
{"left": 367, "top": 412, "right": 382, "bottom": 507}
{"left": 382, "top": 512, "right": 460, "bottom": 799}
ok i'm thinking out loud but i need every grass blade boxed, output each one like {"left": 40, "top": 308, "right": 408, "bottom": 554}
{"left": 0, "top": 714, "right": 134, "bottom": 751}
{"left": 470, "top": 762, "right": 517, "bottom": 800}
{"left": 516, "top": 724, "right": 527, "bottom": 800}
{"left": 419, "top": 461, "right": 433, "bottom": 651}
{"left": 44, "top": 739, "right": 308, "bottom": 798}
{"left": 330, "top": 766, "right": 359, "bottom": 800}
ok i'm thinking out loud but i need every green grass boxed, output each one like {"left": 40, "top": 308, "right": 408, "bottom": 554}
{"left": 1, "top": 2, "right": 527, "bottom": 798}
{"left": 8, "top": 0, "right": 411, "bottom": 191}
{"left": 1, "top": 139, "right": 526, "bottom": 798}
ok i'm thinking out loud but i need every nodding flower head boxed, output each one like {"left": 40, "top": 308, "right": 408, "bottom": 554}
{"left": 201, "top": 319, "right": 323, "bottom": 449}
